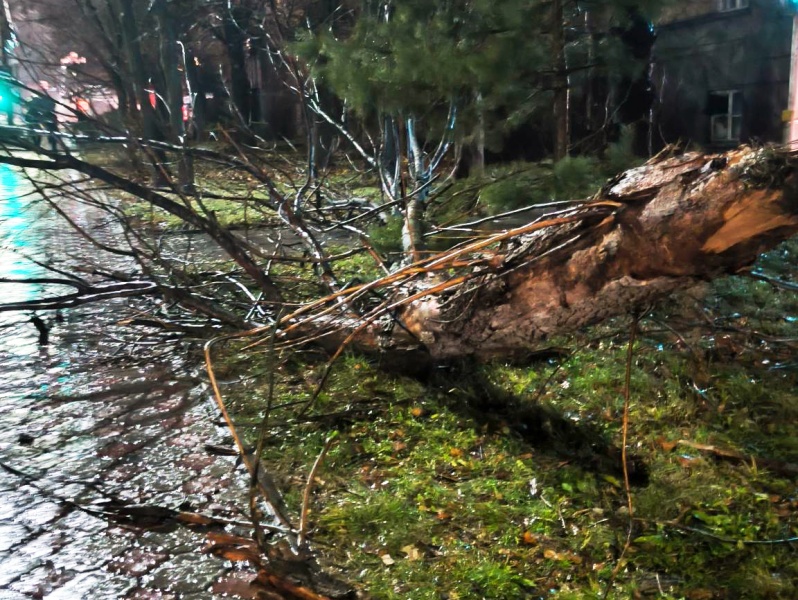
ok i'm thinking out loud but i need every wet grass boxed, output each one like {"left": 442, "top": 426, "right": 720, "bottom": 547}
{"left": 206, "top": 241, "right": 798, "bottom": 600}
{"left": 78, "top": 143, "right": 633, "bottom": 238}
{"left": 80, "top": 144, "right": 798, "bottom": 597}
{"left": 79, "top": 144, "right": 386, "bottom": 231}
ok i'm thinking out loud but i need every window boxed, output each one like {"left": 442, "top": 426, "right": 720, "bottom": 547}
{"left": 709, "top": 90, "right": 743, "bottom": 142}
{"left": 719, "top": 0, "right": 749, "bottom": 11}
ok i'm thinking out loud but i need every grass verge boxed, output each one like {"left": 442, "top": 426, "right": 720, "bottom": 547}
{"left": 208, "top": 242, "right": 798, "bottom": 600}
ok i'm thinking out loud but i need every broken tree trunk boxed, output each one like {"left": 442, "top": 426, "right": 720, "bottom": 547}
{"left": 287, "top": 146, "right": 798, "bottom": 361}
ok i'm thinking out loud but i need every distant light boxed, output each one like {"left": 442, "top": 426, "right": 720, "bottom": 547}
{"left": 60, "top": 51, "right": 86, "bottom": 66}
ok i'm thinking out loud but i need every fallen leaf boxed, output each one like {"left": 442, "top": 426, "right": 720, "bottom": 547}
{"left": 677, "top": 455, "right": 700, "bottom": 468}
{"left": 521, "top": 531, "right": 538, "bottom": 546}
{"left": 211, "top": 572, "right": 261, "bottom": 599}
{"left": 213, "top": 548, "right": 261, "bottom": 563}
{"left": 401, "top": 545, "right": 422, "bottom": 561}
{"left": 176, "top": 512, "right": 217, "bottom": 526}
{"left": 203, "top": 532, "right": 261, "bottom": 564}
{"left": 656, "top": 436, "right": 677, "bottom": 452}
{"left": 206, "top": 532, "right": 254, "bottom": 545}
{"left": 380, "top": 554, "right": 395, "bottom": 566}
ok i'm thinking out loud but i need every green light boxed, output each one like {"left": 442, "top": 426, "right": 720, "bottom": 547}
{"left": 0, "top": 77, "right": 17, "bottom": 112}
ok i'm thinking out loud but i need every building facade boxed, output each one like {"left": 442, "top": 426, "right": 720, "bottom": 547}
{"left": 652, "top": 0, "right": 796, "bottom": 150}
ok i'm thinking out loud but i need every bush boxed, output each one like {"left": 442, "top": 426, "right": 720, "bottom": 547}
{"left": 478, "top": 163, "right": 552, "bottom": 215}
{"left": 426, "top": 146, "right": 644, "bottom": 229}
{"left": 553, "top": 155, "right": 603, "bottom": 200}
{"left": 604, "top": 125, "right": 643, "bottom": 176}
{"left": 478, "top": 156, "right": 608, "bottom": 215}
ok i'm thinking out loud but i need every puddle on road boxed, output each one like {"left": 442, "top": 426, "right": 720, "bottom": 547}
{"left": 0, "top": 163, "right": 260, "bottom": 598}
{"left": 0, "top": 309, "right": 261, "bottom": 598}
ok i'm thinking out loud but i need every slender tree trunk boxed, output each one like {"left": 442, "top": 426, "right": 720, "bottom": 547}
{"left": 1, "top": 0, "right": 15, "bottom": 124}
{"left": 380, "top": 115, "right": 400, "bottom": 199}
{"left": 401, "top": 117, "right": 427, "bottom": 260}
{"left": 222, "top": 8, "right": 252, "bottom": 127}
{"left": 0, "top": 0, "right": 14, "bottom": 72}
{"left": 153, "top": 1, "right": 194, "bottom": 191}
{"left": 585, "top": 9, "right": 596, "bottom": 133}
{"left": 183, "top": 45, "right": 205, "bottom": 141}
{"left": 552, "top": 0, "right": 569, "bottom": 160}
{"left": 119, "top": 0, "right": 168, "bottom": 185}
{"left": 471, "top": 92, "right": 486, "bottom": 178}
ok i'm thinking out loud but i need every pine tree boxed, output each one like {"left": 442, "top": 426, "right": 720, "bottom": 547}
{"left": 296, "top": 0, "right": 668, "bottom": 255}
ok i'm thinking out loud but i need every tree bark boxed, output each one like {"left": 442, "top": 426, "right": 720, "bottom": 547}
{"left": 119, "top": 0, "right": 169, "bottom": 184}
{"left": 552, "top": 0, "right": 569, "bottom": 160}
{"left": 299, "top": 146, "right": 798, "bottom": 361}
{"left": 152, "top": 0, "right": 194, "bottom": 191}
{"left": 220, "top": 5, "right": 252, "bottom": 127}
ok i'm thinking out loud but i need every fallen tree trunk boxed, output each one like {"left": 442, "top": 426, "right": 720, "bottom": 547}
{"left": 288, "top": 146, "right": 798, "bottom": 361}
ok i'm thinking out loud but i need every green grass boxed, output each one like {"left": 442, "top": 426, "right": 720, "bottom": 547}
{"left": 85, "top": 143, "right": 798, "bottom": 598}
{"left": 79, "top": 144, "right": 385, "bottom": 231}
{"left": 209, "top": 249, "right": 798, "bottom": 598}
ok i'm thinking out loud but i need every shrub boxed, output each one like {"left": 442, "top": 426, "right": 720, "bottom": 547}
{"left": 553, "top": 155, "right": 603, "bottom": 200}
{"left": 604, "top": 125, "right": 643, "bottom": 176}
{"left": 478, "top": 163, "right": 552, "bottom": 214}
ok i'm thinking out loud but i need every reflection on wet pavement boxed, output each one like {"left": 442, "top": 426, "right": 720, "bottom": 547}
{"left": 0, "top": 161, "right": 258, "bottom": 598}
{"left": 0, "top": 316, "right": 260, "bottom": 600}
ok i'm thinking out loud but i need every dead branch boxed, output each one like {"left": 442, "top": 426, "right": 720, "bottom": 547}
{"left": 0, "top": 279, "right": 157, "bottom": 312}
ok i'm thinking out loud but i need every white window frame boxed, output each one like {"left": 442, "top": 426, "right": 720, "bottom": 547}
{"left": 709, "top": 90, "right": 743, "bottom": 143}
{"left": 719, "top": 0, "right": 749, "bottom": 12}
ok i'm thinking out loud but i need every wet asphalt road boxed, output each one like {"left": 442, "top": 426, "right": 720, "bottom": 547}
{"left": 0, "top": 159, "right": 258, "bottom": 598}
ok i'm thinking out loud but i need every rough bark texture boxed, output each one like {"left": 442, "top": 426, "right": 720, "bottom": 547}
{"left": 308, "top": 146, "right": 798, "bottom": 361}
